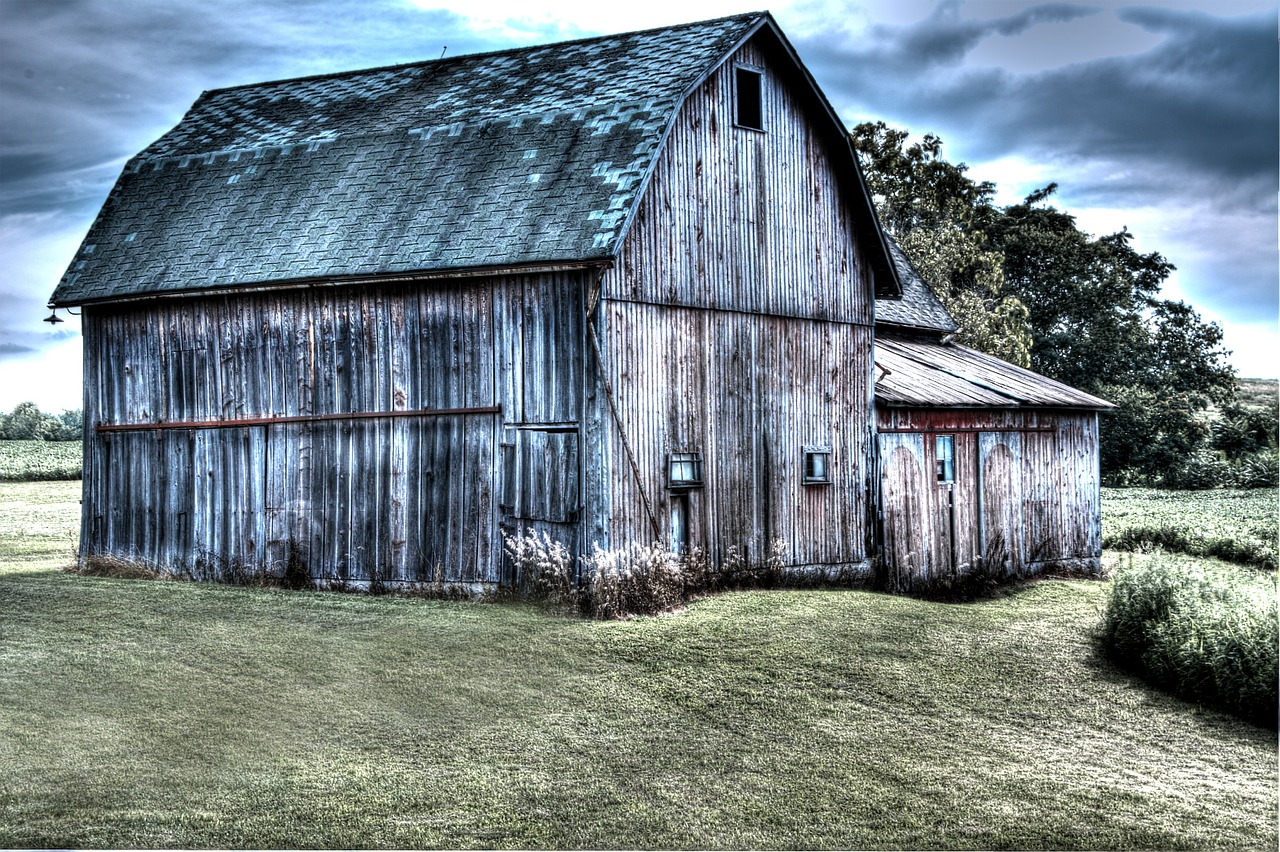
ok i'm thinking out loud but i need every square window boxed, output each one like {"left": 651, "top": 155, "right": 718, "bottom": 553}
{"left": 936, "top": 435, "right": 955, "bottom": 483}
{"left": 735, "top": 66, "right": 763, "bottom": 131}
{"left": 668, "top": 451, "right": 704, "bottom": 490}
{"left": 803, "top": 446, "right": 831, "bottom": 485}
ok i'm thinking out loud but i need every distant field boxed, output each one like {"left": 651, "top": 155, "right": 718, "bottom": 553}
{"left": 1102, "top": 487, "right": 1279, "bottom": 570}
{"left": 1236, "top": 377, "right": 1279, "bottom": 409}
{"left": 0, "top": 440, "right": 81, "bottom": 482}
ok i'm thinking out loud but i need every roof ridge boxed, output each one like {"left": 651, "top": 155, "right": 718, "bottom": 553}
{"left": 199, "top": 11, "right": 768, "bottom": 97}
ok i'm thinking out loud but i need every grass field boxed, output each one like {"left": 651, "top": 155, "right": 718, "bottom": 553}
{"left": 0, "top": 439, "right": 82, "bottom": 481}
{"left": 1, "top": 481, "right": 1277, "bottom": 849}
{"left": 1102, "top": 487, "right": 1278, "bottom": 569}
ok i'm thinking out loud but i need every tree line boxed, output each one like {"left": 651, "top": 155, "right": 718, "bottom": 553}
{"left": 853, "top": 121, "right": 1277, "bottom": 488}
{"left": 1, "top": 402, "right": 83, "bottom": 441}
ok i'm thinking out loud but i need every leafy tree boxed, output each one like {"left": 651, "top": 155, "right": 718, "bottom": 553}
{"left": 852, "top": 122, "right": 1238, "bottom": 485}
{"left": 852, "top": 121, "right": 1031, "bottom": 366}
{"left": 0, "top": 402, "right": 83, "bottom": 441}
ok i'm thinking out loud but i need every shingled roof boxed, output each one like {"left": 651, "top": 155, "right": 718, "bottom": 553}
{"left": 51, "top": 12, "right": 899, "bottom": 307}
{"left": 874, "top": 234, "right": 958, "bottom": 334}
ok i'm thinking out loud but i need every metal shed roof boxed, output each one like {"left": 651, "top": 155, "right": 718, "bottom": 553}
{"left": 50, "top": 12, "right": 899, "bottom": 307}
{"left": 875, "top": 334, "right": 1114, "bottom": 410}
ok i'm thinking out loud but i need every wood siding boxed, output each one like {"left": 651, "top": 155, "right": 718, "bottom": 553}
{"left": 594, "top": 35, "right": 877, "bottom": 573}
{"left": 876, "top": 407, "right": 1102, "bottom": 588}
{"left": 80, "top": 272, "right": 588, "bottom": 586}
{"left": 609, "top": 39, "right": 872, "bottom": 324}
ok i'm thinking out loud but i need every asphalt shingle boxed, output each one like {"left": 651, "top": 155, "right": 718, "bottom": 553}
{"left": 51, "top": 13, "right": 765, "bottom": 306}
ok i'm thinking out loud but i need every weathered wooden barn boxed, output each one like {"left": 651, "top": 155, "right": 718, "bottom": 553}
{"left": 50, "top": 12, "right": 905, "bottom": 589}
{"left": 874, "top": 238, "right": 1113, "bottom": 590}
{"left": 50, "top": 12, "right": 1110, "bottom": 592}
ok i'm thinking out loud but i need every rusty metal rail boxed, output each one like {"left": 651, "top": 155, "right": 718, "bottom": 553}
{"left": 95, "top": 405, "right": 502, "bottom": 433}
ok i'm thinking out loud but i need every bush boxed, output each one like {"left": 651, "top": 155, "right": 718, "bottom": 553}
{"left": 583, "top": 542, "right": 685, "bottom": 619}
{"left": 1100, "top": 556, "right": 1278, "bottom": 727}
{"left": 1231, "top": 450, "right": 1278, "bottom": 489}
{"left": 503, "top": 531, "right": 795, "bottom": 619}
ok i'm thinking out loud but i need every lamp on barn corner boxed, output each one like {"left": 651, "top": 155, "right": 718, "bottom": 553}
{"left": 43, "top": 306, "right": 63, "bottom": 324}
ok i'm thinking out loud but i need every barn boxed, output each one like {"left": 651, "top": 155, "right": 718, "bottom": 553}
{"left": 49, "top": 11, "right": 1107, "bottom": 593}
{"left": 874, "top": 238, "right": 1113, "bottom": 591}
{"left": 50, "top": 12, "right": 902, "bottom": 590}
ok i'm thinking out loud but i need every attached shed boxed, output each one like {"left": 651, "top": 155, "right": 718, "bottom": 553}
{"left": 874, "top": 239, "right": 1114, "bottom": 590}
{"left": 50, "top": 12, "right": 903, "bottom": 589}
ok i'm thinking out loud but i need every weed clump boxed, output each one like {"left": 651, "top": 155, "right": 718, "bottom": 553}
{"left": 71, "top": 554, "right": 164, "bottom": 580}
{"left": 502, "top": 531, "right": 799, "bottom": 619}
{"left": 1100, "top": 555, "right": 1278, "bottom": 727}
{"left": 582, "top": 542, "right": 684, "bottom": 619}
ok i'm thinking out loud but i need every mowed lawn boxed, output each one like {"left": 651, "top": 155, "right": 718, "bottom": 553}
{"left": 1, "top": 481, "right": 1276, "bottom": 849}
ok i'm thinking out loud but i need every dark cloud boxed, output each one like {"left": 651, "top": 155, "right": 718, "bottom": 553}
{"left": 792, "top": 1, "right": 1277, "bottom": 337}
{"left": 0, "top": 0, "right": 498, "bottom": 214}
{"left": 804, "top": 5, "right": 1277, "bottom": 194}
{"left": 855, "top": 1, "right": 1101, "bottom": 72}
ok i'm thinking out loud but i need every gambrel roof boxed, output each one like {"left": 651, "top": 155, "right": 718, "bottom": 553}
{"left": 51, "top": 12, "right": 899, "bottom": 307}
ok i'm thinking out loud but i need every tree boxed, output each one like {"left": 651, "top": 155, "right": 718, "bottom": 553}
{"left": 851, "top": 121, "right": 1032, "bottom": 366}
{"left": 852, "top": 122, "right": 1238, "bottom": 484}
{"left": 0, "top": 402, "right": 83, "bottom": 441}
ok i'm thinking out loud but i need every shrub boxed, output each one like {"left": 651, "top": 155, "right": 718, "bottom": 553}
{"left": 1100, "top": 555, "right": 1278, "bottom": 727}
{"left": 1231, "top": 450, "right": 1278, "bottom": 489}
{"left": 583, "top": 542, "right": 684, "bottom": 619}
{"left": 502, "top": 529, "right": 577, "bottom": 608}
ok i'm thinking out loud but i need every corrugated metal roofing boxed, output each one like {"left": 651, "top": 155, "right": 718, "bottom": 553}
{"left": 53, "top": 13, "right": 779, "bottom": 306}
{"left": 875, "top": 334, "right": 1114, "bottom": 409}
{"left": 874, "top": 234, "right": 958, "bottom": 333}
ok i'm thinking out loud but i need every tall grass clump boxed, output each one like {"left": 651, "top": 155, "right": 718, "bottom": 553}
{"left": 1101, "top": 555, "right": 1278, "bottom": 727}
{"left": 502, "top": 529, "right": 576, "bottom": 607}
{"left": 582, "top": 542, "right": 684, "bottom": 619}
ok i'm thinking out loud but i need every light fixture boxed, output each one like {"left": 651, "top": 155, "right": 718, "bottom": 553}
{"left": 43, "top": 308, "right": 63, "bottom": 324}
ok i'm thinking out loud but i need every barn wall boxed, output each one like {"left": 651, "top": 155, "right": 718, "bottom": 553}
{"left": 607, "top": 38, "right": 872, "bottom": 323}
{"left": 875, "top": 406, "right": 1102, "bottom": 588}
{"left": 80, "top": 271, "right": 588, "bottom": 586}
{"left": 593, "top": 302, "right": 874, "bottom": 570}
{"left": 593, "top": 35, "right": 877, "bottom": 573}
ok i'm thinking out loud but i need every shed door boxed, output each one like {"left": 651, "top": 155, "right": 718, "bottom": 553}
{"left": 502, "top": 426, "right": 580, "bottom": 523}
{"left": 878, "top": 432, "right": 928, "bottom": 590}
{"left": 978, "top": 432, "right": 1024, "bottom": 576}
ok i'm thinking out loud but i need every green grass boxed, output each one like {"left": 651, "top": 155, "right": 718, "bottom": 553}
{"left": 1102, "top": 487, "right": 1278, "bottom": 569}
{"left": 0, "top": 480, "right": 81, "bottom": 572}
{"left": 2, "top": 487, "right": 1277, "bottom": 849}
{"left": 0, "top": 439, "right": 82, "bottom": 481}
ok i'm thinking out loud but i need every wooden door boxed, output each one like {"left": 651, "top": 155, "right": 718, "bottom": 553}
{"left": 978, "top": 432, "right": 1024, "bottom": 577}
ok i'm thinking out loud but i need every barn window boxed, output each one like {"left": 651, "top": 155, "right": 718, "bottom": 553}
{"left": 803, "top": 446, "right": 831, "bottom": 485}
{"left": 668, "top": 451, "right": 704, "bottom": 490}
{"left": 735, "top": 66, "right": 764, "bottom": 131}
{"left": 936, "top": 435, "right": 955, "bottom": 482}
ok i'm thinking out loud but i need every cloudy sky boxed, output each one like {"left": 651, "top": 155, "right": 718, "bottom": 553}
{"left": 1, "top": 0, "right": 1276, "bottom": 413}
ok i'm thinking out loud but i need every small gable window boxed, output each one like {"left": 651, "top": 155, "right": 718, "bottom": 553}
{"left": 803, "top": 446, "right": 831, "bottom": 485}
{"left": 668, "top": 451, "right": 704, "bottom": 491}
{"left": 735, "top": 66, "right": 764, "bottom": 131}
{"left": 936, "top": 435, "right": 955, "bottom": 483}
